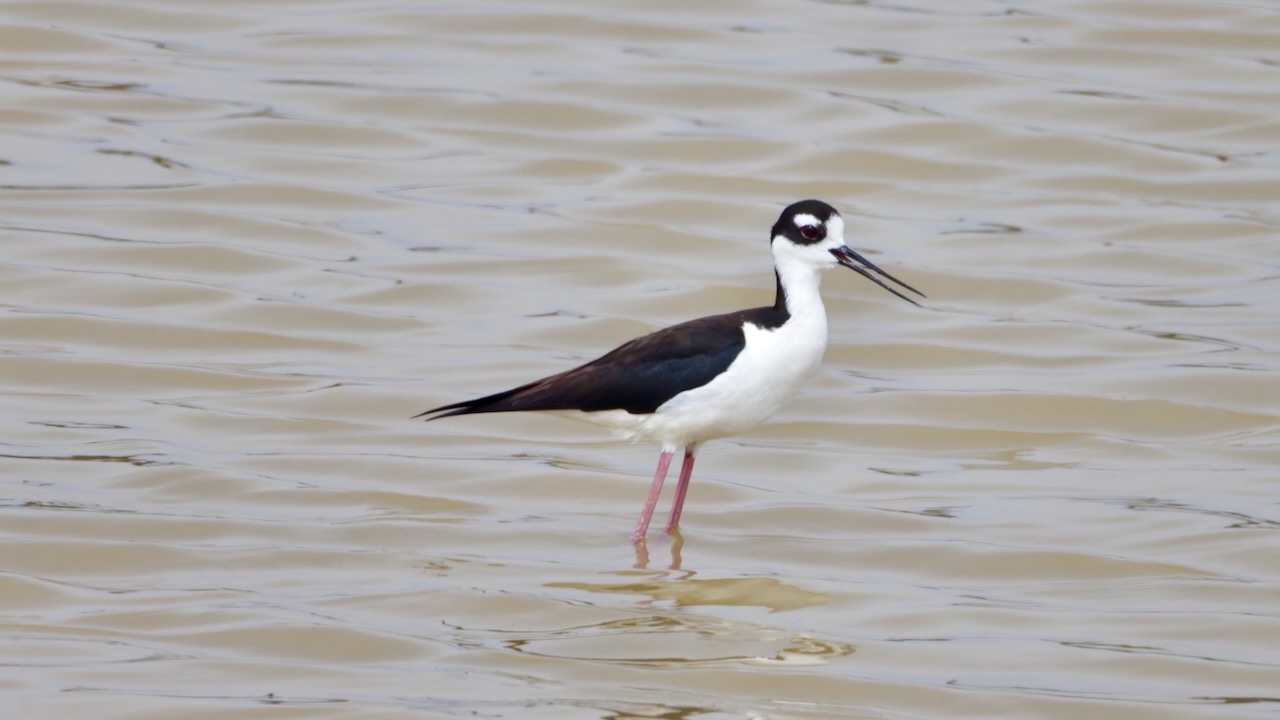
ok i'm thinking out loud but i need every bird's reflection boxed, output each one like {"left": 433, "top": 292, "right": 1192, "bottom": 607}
{"left": 632, "top": 528, "right": 685, "bottom": 570}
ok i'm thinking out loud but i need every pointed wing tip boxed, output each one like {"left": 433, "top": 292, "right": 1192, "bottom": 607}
{"left": 413, "top": 404, "right": 470, "bottom": 421}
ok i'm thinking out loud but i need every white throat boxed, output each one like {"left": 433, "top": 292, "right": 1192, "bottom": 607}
{"left": 772, "top": 241, "right": 829, "bottom": 324}
{"left": 773, "top": 251, "right": 824, "bottom": 320}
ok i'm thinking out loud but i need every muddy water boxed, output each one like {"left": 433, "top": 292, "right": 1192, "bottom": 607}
{"left": 2, "top": 1, "right": 1278, "bottom": 718}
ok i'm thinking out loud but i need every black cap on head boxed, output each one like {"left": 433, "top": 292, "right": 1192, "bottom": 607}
{"left": 772, "top": 199, "right": 840, "bottom": 245}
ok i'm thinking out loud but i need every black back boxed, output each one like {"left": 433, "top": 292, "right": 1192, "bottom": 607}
{"left": 421, "top": 277, "right": 790, "bottom": 419}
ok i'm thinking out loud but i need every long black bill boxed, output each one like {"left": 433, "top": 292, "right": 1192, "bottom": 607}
{"left": 830, "top": 246, "right": 925, "bottom": 307}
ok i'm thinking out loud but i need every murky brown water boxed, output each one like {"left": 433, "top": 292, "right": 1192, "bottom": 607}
{"left": 3, "top": 1, "right": 1279, "bottom": 718}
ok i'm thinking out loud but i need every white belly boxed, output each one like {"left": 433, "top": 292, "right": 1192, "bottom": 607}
{"left": 564, "top": 315, "right": 829, "bottom": 448}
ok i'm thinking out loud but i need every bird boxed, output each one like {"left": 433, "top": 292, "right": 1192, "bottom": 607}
{"left": 417, "top": 199, "right": 923, "bottom": 543}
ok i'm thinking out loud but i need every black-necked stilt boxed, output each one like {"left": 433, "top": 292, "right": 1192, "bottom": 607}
{"left": 418, "top": 200, "right": 923, "bottom": 543}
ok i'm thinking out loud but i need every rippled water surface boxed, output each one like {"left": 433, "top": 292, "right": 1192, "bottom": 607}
{"left": 3, "top": 1, "right": 1279, "bottom": 718}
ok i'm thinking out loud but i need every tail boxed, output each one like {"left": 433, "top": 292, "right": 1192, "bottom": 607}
{"left": 414, "top": 386, "right": 524, "bottom": 420}
{"left": 413, "top": 381, "right": 548, "bottom": 421}
{"left": 415, "top": 343, "right": 652, "bottom": 420}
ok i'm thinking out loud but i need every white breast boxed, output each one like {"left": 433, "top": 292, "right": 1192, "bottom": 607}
{"left": 569, "top": 311, "right": 828, "bottom": 449}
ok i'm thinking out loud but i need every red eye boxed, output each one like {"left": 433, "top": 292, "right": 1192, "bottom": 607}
{"left": 799, "top": 224, "right": 823, "bottom": 240}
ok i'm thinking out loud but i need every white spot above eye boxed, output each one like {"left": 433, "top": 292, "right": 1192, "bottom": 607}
{"left": 792, "top": 213, "right": 821, "bottom": 228}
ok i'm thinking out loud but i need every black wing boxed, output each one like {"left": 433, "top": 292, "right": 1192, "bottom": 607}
{"left": 418, "top": 305, "right": 782, "bottom": 419}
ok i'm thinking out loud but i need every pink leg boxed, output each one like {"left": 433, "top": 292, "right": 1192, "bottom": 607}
{"left": 632, "top": 449, "right": 674, "bottom": 543}
{"left": 664, "top": 443, "right": 699, "bottom": 533}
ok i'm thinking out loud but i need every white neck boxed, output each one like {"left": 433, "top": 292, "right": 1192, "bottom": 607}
{"left": 773, "top": 245, "right": 828, "bottom": 325}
